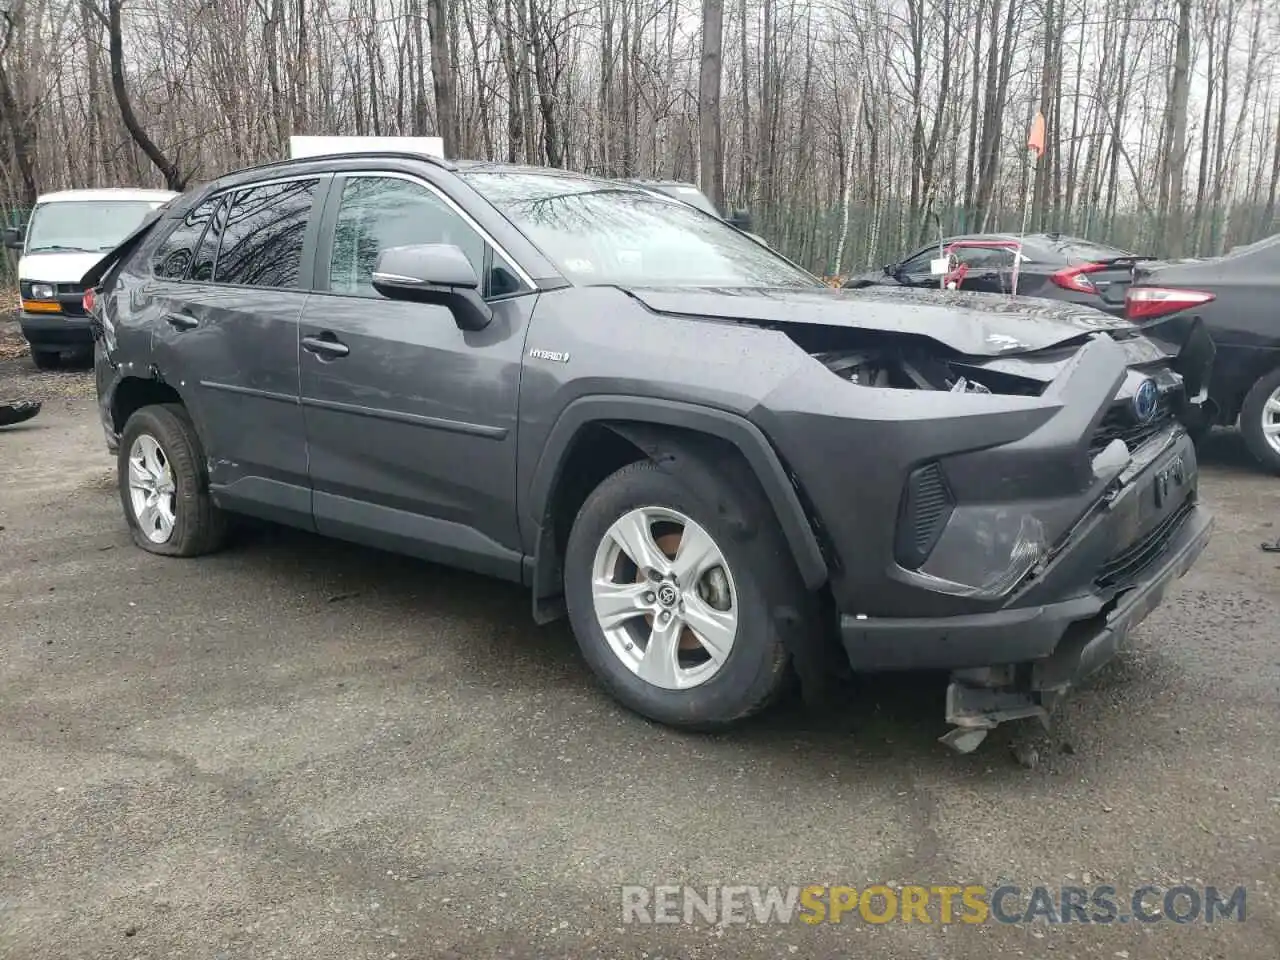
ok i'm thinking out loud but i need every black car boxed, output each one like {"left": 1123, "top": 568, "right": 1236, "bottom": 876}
{"left": 850, "top": 233, "right": 1150, "bottom": 317}
{"left": 1125, "top": 233, "right": 1280, "bottom": 473}
{"left": 84, "top": 153, "right": 1213, "bottom": 752}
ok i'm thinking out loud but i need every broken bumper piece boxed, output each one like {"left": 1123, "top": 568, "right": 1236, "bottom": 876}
{"left": 0, "top": 400, "right": 42, "bottom": 428}
{"left": 841, "top": 501, "right": 1213, "bottom": 754}
{"left": 940, "top": 502, "right": 1212, "bottom": 752}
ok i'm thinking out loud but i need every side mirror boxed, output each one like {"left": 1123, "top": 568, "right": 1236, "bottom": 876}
{"left": 883, "top": 263, "right": 898, "bottom": 276}
{"left": 2, "top": 226, "right": 23, "bottom": 250}
{"left": 371, "top": 243, "right": 492, "bottom": 331}
{"left": 726, "top": 209, "right": 753, "bottom": 233}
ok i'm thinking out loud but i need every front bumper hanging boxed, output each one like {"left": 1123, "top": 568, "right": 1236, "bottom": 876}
{"left": 938, "top": 500, "right": 1212, "bottom": 753}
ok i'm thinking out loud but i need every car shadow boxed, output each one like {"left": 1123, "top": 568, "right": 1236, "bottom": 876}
{"left": 218, "top": 518, "right": 1092, "bottom": 767}
{"left": 1196, "top": 426, "right": 1269, "bottom": 476}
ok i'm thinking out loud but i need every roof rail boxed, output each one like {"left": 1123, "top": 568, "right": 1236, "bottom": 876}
{"left": 214, "top": 150, "right": 458, "bottom": 182}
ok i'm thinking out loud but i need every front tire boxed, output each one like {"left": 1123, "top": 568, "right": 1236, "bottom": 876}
{"left": 117, "top": 403, "right": 228, "bottom": 556}
{"left": 1239, "top": 368, "right": 1280, "bottom": 476}
{"left": 563, "top": 458, "right": 802, "bottom": 729}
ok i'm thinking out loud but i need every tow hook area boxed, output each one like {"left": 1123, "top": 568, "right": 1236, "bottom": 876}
{"left": 940, "top": 667, "right": 1060, "bottom": 754}
{"left": 939, "top": 602, "right": 1128, "bottom": 753}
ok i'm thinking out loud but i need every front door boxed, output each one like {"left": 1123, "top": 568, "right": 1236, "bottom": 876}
{"left": 146, "top": 176, "right": 326, "bottom": 527}
{"left": 298, "top": 172, "right": 535, "bottom": 581}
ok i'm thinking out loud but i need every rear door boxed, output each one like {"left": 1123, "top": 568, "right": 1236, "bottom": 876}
{"left": 148, "top": 175, "right": 327, "bottom": 527}
{"left": 296, "top": 170, "right": 537, "bottom": 580}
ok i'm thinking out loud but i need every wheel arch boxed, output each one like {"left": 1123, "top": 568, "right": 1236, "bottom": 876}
{"left": 526, "top": 396, "right": 830, "bottom": 625}
{"left": 1213, "top": 349, "right": 1280, "bottom": 426}
{"left": 109, "top": 373, "right": 189, "bottom": 435}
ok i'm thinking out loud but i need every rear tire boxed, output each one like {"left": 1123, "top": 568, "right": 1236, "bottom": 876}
{"left": 30, "top": 349, "right": 61, "bottom": 370}
{"left": 117, "top": 403, "right": 228, "bottom": 556}
{"left": 563, "top": 457, "right": 803, "bottom": 730}
{"left": 1239, "top": 368, "right": 1280, "bottom": 476}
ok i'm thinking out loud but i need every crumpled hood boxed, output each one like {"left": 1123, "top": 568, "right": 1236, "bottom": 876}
{"left": 18, "top": 251, "right": 105, "bottom": 284}
{"left": 622, "top": 285, "right": 1133, "bottom": 357}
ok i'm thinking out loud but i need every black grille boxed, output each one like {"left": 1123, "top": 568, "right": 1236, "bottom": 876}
{"left": 1089, "top": 396, "right": 1174, "bottom": 457}
{"left": 1096, "top": 500, "right": 1194, "bottom": 589}
{"left": 55, "top": 282, "right": 86, "bottom": 317}
{"left": 895, "top": 462, "right": 953, "bottom": 568}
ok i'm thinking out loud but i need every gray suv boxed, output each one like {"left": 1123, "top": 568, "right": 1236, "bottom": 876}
{"left": 85, "top": 152, "right": 1214, "bottom": 751}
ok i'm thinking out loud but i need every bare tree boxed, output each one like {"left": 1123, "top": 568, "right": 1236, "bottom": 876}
{"left": 2, "top": 0, "right": 1278, "bottom": 281}
{"left": 698, "top": 0, "right": 724, "bottom": 212}
{"left": 425, "top": 0, "right": 458, "bottom": 157}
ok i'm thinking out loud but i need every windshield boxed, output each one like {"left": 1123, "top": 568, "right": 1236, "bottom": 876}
{"left": 464, "top": 172, "right": 819, "bottom": 288}
{"left": 25, "top": 200, "right": 164, "bottom": 253}
{"left": 1220, "top": 232, "right": 1280, "bottom": 261}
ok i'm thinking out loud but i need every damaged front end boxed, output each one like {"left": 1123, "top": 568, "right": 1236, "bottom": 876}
{"left": 773, "top": 312, "right": 1216, "bottom": 754}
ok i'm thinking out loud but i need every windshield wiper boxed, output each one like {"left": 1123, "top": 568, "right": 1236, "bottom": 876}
{"left": 27, "top": 244, "right": 92, "bottom": 253}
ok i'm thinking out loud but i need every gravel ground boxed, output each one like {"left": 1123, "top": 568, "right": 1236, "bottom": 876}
{"left": 1, "top": 354, "right": 1278, "bottom": 959}
{"left": 0, "top": 316, "right": 95, "bottom": 404}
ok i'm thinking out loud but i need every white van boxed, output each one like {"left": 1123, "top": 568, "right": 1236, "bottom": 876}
{"left": 4, "top": 187, "right": 177, "bottom": 368}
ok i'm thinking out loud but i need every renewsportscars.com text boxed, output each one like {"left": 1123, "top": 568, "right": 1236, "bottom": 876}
{"left": 621, "top": 883, "right": 1246, "bottom": 926}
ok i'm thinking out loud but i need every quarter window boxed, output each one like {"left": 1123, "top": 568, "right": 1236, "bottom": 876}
{"left": 213, "top": 179, "right": 318, "bottom": 288}
{"left": 152, "top": 199, "right": 219, "bottom": 280}
{"left": 327, "top": 176, "right": 497, "bottom": 297}
{"left": 188, "top": 198, "right": 227, "bottom": 282}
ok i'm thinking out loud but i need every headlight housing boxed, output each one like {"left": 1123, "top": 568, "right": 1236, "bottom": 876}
{"left": 29, "top": 282, "right": 56, "bottom": 301}
{"left": 898, "top": 505, "right": 1048, "bottom": 599}
{"left": 894, "top": 460, "right": 1050, "bottom": 600}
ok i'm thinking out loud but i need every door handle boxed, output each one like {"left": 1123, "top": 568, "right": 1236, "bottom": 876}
{"left": 164, "top": 311, "right": 199, "bottom": 330}
{"left": 301, "top": 334, "right": 350, "bottom": 359}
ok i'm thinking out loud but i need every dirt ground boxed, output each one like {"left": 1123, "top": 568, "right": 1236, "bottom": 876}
{"left": 1, "top": 331, "right": 1277, "bottom": 959}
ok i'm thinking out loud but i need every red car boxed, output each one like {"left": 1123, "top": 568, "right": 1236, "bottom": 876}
{"left": 849, "top": 232, "right": 1151, "bottom": 317}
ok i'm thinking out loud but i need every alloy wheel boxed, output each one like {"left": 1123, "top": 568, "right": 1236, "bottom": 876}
{"left": 590, "top": 506, "right": 738, "bottom": 690}
{"left": 127, "top": 433, "right": 177, "bottom": 544}
{"left": 1262, "top": 385, "right": 1280, "bottom": 456}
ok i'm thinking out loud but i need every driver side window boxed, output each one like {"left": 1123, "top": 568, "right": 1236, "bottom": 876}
{"left": 327, "top": 176, "right": 525, "bottom": 299}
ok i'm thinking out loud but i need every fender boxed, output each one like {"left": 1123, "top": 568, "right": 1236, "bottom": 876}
{"left": 526, "top": 395, "right": 830, "bottom": 591}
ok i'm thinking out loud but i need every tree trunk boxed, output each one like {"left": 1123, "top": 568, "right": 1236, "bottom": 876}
{"left": 527, "top": 0, "right": 562, "bottom": 167}
{"left": 425, "top": 0, "right": 458, "bottom": 157}
{"left": 1160, "top": 0, "right": 1193, "bottom": 258}
{"left": 101, "top": 0, "right": 187, "bottom": 190}
{"left": 698, "top": 0, "right": 725, "bottom": 213}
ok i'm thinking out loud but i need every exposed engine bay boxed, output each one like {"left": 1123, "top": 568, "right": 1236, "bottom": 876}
{"left": 816, "top": 348, "right": 1009, "bottom": 395}
{"left": 796, "top": 323, "right": 1179, "bottom": 402}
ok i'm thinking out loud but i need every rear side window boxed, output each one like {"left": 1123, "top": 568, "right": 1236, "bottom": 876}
{"left": 1052, "top": 237, "right": 1133, "bottom": 263}
{"left": 954, "top": 247, "right": 1011, "bottom": 269}
{"left": 152, "top": 199, "right": 219, "bottom": 280}
{"left": 213, "top": 179, "right": 318, "bottom": 288}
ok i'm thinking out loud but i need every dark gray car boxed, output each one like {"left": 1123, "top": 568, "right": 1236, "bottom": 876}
{"left": 1125, "top": 234, "right": 1280, "bottom": 474}
{"left": 85, "top": 153, "right": 1215, "bottom": 752}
